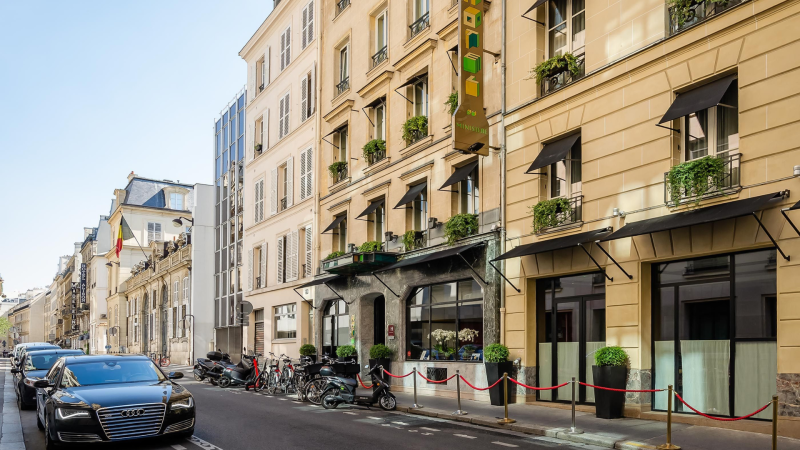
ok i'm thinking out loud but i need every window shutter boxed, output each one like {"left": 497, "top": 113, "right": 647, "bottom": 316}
{"left": 307, "top": 1, "right": 314, "bottom": 47}
{"left": 285, "top": 27, "right": 291, "bottom": 69}
{"left": 155, "top": 223, "right": 162, "bottom": 240}
{"left": 300, "top": 76, "right": 308, "bottom": 122}
{"left": 283, "top": 93, "right": 290, "bottom": 137}
{"left": 306, "top": 148, "right": 313, "bottom": 200}
{"left": 277, "top": 237, "right": 284, "bottom": 283}
{"left": 270, "top": 168, "right": 278, "bottom": 215}
{"left": 305, "top": 225, "right": 312, "bottom": 278}
{"left": 248, "top": 248, "right": 253, "bottom": 291}
{"left": 310, "top": 64, "right": 316, "bottom": 114}
{"left": 260, "top": 243, "right": 267, "bottom": 288}
{"left": 168, "top": 308, "right": 173, "bottom": 340}
{"left": 247, "top": 123, "right": 254, "bottom": 162}
{"left": 280, "top": 31, "right": 286, "bottom": 71}
{"left": 254, "top": 181, "right": 260, "bottom": 223}
{"left": 261, "top": 111, "right": 268, "bottom": 149}
{"left": 286, "top": 157, "right": 294, "bottom": 208}
{"left": 300, "top": 149, "right": 307, "bottom": 201}
{"left": 278, "top": 97, "right": 285, "bottom": 138}
{"left": 302, "top": 6, "right": 308, "bottom": 49}
{"left": 263, "top": 47, "right": 270, "bottom": 87}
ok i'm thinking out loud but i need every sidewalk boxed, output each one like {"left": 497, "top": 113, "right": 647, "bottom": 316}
{"left": 393, "top": 391, "right": 800, "bottom": 450}
{"left": 0, "top": 359, "right": 24, "bottom": 450}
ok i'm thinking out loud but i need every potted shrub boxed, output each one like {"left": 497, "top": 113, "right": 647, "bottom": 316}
{"left": 530, "top": 52, "right": 581, "bottom": 84}
{"left": 328, "top": 161, "right": 348, "bottom": 183}
{"left": 359, "top": 241, "right": 383, "bottom": 252}
{"left": 401, "top": 115, "right": 428, "bottom": 145}
{"left": 336, "top": 344, "right": 357, "bottom": 363}
{"left": 324, "top": 251, "right": 345, "bottom": 261}
{"left": 444, "top": 214, "right": 479, "bottom": 245}
{"left": 484, "top": 343, "right": 513, "bottom": 406}
{"left": 666, "top": 155, "right": 726, "bottom": 206}
{"left": 254, "top": 143, "right": 263, "bottom": 154}
{"left": 368, "top": 343, "right": 393, "bottom": 386}
{"left": 299, "top": 344, "right": 317, "bottom": 363}
{"left": 362, "top": 139, "right": 386, "bottom": 165}
{"left": 402, "top": 230, "right": 424, "bottom": 251}
{"left": 592, "top": 346, "right": 628, "bottom": 419}
{"left": 530, "top": 197, "right": 572, "bottom": 233}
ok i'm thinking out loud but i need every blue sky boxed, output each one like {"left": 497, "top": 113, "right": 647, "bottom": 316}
{"left": 0, "top": 1, "right": 272, "bottom": 295}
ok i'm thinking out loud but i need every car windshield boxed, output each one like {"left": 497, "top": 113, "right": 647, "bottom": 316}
{"left": 61, "top": 361, "right": 167, "bottom": 387}
{"left": 24, "top": 354, "right": 66, "bottom": 371}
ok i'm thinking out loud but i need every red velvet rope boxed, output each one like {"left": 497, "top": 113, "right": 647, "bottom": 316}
{"left": 382, "top": 369, "right": 413, "bottom": 378}
{"left": 459, "top": 375, "right": 503, "bottom": 391}
{"left": 417, "top": 372, "right": 457, "bottom": 384}
{"left": 579, "top": 382, "right": 665, "bottom": 393}
{"left": 357, "top": 373, "right": 373, "bottom": 389}
{"left": 674, "top": 392, "right": 772, "bottom": 421}
{"left": 509, "top": 378, "right": 570, "bottom": 390}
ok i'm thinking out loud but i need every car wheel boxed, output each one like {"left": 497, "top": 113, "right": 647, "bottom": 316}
{"left": 36, "top": 412, "right": 45, "bottom": 431}
{"left": 44, "top": 420, "right": 59, "bottom": 450}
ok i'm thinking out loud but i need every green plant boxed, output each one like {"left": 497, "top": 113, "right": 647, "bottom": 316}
{"left": 324, "top": 251, "right": 346, "bottom": 261}
{"left": 529, "top": 52, "right": 581, "bottom": 84}
{"left": 401, "top": 115, "right": 429, "bottom": 145}
{"left": 668, "top": 0, "right": 729, "bottom": 28}
{"left": 484, "top": 343, "right": 510, "bottom": 363}
{"left": 530, "top": 197, "right": 572, "bottom": 233}
{"left": 666, "top": 156, "right": 726, "bottom": 206}
{"left": 444, "top": 213, "right": 479, "bottom": 245}
{"left": 402, "top": 230, "right": 420, "bottom": 251}
{"left": 445, "top": 91, "right": 459, "bottom": 115}
{"left": 299, "top": 344, "right": 317, "bottom": 356}
{"left": 594, "top": 346, "right": 628, "bottom": 367}
{"left": 369, "top": 344, "right": 393, "bottom": 359}
{"left": 336, "top": 345, "right": 357, "bottom": 358}
{"left": 359, "top": 241, "right": 383, "bottom": 252}
{"left": 328, "top": 161, "right": 348, "bottom": 178}
{"left": 362, "top": 139, "right": 387, "bottom": 161}
{"left": 254, "top": 143, "right": 263, "bottom": 153}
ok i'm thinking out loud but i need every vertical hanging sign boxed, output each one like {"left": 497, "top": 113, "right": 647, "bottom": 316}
{"left": 80, "top": 263, "right": 87, "bottom": 304}
{"left": 454, "top": 0, "right": 490, "bottom": 156}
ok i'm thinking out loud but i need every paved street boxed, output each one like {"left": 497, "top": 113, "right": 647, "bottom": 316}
{"left": 4, "top": 361, "right": 605, "bottom": 450}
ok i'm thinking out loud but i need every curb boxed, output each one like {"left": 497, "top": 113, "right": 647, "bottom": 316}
{"left": 398, "top": 404, "right": 655, "bottom": 450}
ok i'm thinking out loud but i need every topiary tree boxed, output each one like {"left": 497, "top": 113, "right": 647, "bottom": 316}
{"left": 483, "top": 343, "right": 510, "bottom": 363}
{"left": 594, "top": 346, "right": 628, "bottom": 367}
{"left": 336, "top": 345, "right": 357, "bottom": 358}
{"left": 299, "top": 344, "right": 317, "bottom": 356}
{"left": 369, "top": 344, "right": 393, "bottom": 360}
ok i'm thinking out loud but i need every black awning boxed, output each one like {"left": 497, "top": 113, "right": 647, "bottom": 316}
{"left": 790, "top": 200, "right": 800, "bottom": 211}
{"left": 492, "top": 228, "right": 613, "bottom": 262}
{"left": 394, "top": 182, "right": 427, "bottom": 209}
{"left": 398, "top": 69, "right": 429, "bottom": 89}
{"left": 375, "top": 243, "right": 483, "bottom": 273}
{"left": 601, "top": 192, "right": 784, "bottom": 242}
{"left": 526, "top": 133, "right": 581, "bottom": 174}
{"left": 523, "top": 0, "right": 548, "bottom": 16}
{"left": 658, "top": 74, "right": 737, "bottom": 124}
{"left": 323, "top": 123, "right": 348, "bottom": 139}
{"left": 298, "top": 275, "right": 341, "bottom": 288}
{"left": 322, "top": 214, "right": 347, "bottom": 234}
{"left": 448, "top": 42, "right": 458, "bottom": 52}
{"left": 364, "top": 96, "right": 386, "bottom": 109}
{"left": 356, "top": 198, "right": 385, "bottom": 219}
{"left": 440, "top": 160, "right": 479, "bottom": 190}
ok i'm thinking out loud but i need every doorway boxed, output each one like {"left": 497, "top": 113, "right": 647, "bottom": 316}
{"left": 373, "top": 296, "right": 386, "bottom": 347}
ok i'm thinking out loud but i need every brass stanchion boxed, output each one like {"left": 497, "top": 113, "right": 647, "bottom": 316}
{"left": 657, "top": 385, "right": 681, "bottom": 450}
{"left": 567, "top": 377, "right": 583, "bottom": 434}
{"left": 453, "top": 369, "right": 467, "bottom": 415}
{"left": 772, "top": 395, "right": 778, "bottom": 450}
{"left": 412, "top": 367, "right": 423, "bottom": 409}
{"left": 497, "top": 372, "right": 516, "bottom": 424}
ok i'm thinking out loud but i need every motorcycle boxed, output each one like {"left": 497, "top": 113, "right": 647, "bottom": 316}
{"left": 320, "top": 364, "right": 396, "bottom": 411}
{"left": 217, "top": 353, "right": 262, "bottom": 390}
{"left": 193, "top": 350, "right": 234, "bottom": 384}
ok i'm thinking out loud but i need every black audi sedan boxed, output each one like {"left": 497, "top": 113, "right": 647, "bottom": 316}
{"left": 12, "top": 349, "right": 84, "bottom": 409}
{"left": 29, "top": 355, "right": 195, "bottom": 449}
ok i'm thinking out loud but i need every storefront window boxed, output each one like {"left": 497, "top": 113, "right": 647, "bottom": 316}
{"left": 322, "top": 300, "right": 349, "bottom": 356}
{"left": 406, "top": 280, "right": 483, "bottom": 361}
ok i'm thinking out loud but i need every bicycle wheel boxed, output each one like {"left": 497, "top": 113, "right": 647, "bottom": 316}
{"left": 266, "top": 372, "right": 279, "bottom": 395}
{"left": 295, "top": 376, "right": 306, "bottom": 401}
{"left": 253, "top": 373, "right": 266, "bottom": 392}
{"left": 305, "top": 379, "right": 327, "bottom": 405}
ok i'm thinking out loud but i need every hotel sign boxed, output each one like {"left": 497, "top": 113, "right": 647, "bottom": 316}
{"left": 80, "top": 263, "right": 87, "bottom": 304}
{"left": 454, "top": 0, "right": 490, "bottom": 156}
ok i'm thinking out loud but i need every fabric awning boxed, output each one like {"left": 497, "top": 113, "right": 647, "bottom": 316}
{"left": 790, "top": 199, "right": 800, "bottom": 211}
{"left": 526, "top": 133, "right": 581, "bottom": 174}
{"left": 323, "top": 123, "right": 348, "bottom": 138}
{"left": 375, "top": 243, "right": 483, "bottom": 273}
{"left": 397, "top": 68, "right": 429, "bottom": 89}
{"left": 523, "top": 0, "right": 548, "bottom": 16}
{"left": 298, "top": 275, "right": 341, "bottom": 289}
{"left": 364, "top": 96, "right": 386, "bottom": 109}
{"left": 357, "top": 198, "right": 385, "bottom": 219}
{"left": 322, "top": 214, "right": 347, "bottom": 234}
{"left": 440, "top": 161, "right": 479, "bottom": 190}
{"left": 658, "top": 74, "right": 737, "bottom": 124}
{"left": 492, "top": 228, "right": 613, "bottom": 262}
{"left": 601, "top": 192, "right": 784, "bottom": 242}
{"left": 394, "top": 182, "right": 427, "bottom": 209}
{"left": 448, "top": 42, "right": 458, "bottom": 52}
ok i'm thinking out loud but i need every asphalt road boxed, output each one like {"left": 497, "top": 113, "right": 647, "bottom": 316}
{"left": 15, "top": 364, "right": 604, "bottom": 450}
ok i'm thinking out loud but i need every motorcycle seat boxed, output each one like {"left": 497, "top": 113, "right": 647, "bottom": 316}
{"left": 342, "top": 378, "right": 357, "bottom": 387}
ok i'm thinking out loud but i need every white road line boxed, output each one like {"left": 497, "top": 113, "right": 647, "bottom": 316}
{"left": 454, "top": 434, "right": 477, "bottom": 439}
{"left": 420, "top": 427, "right": 440, "bottom": 432}
{"left": 368, "top": 416, "right": 382, "bottom": 420}
{"left": 187, "top": 435, "right": 223, "bottom": 450}
{"left": 492, "top": 442, "right": 518, "bottom": 448}
{"left": 172, "top": 445, "right": 187, "bottom": 450}
{"left": 392, "top": 421, "right": 409, "bottom": 425}
{"left": 343, "top": 412, "right": 358, "bottom": 415}
{"left": 422, "top": 433, "right": 434, "bottom": 436}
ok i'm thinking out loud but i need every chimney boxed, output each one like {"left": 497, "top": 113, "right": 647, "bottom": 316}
{"left": 84, "top": 227, "right": 93, "bottom": 239}
{"left": 74, "top": 242, "right": 82, "bottom": 254}
{"left": 127, "top": 171, "right": 137, "bottom": 183}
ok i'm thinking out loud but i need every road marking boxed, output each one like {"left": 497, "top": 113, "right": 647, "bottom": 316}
{"left": 171, "top": 445, "right": 187, "bottom": 450}
{"left": 279, "top": 398, "right": 288, "bottom": 401}
{"left": 420, "top": 427, "right": 440, "bottom": 432}
{"left": 381, "top": 424, "right": 392, "bottom": 427}
{"left": 454, "top": 434, "right": 477, "bottom": 439}
{"left": 187, "top": 435, "right": 223, "bottom": 450}
{"left": 368, "top": 416, "right": 382, "bottom": 420}
{"left": 492, "top": 442, "right": 518, "bottom": 448}
{"left": 343, "top": 412, "right": 358, "bottom": 415}
{"left": 422, "top": 433, "right": 433, "bottom": 436}
{"left": 392, "top": 421, "right": 409, "bottom": 425}
{"left": 408, "top": 430, "right": 418, "bottom": 433}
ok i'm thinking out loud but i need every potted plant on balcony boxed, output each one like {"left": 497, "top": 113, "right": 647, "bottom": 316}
{"left": 402, "top": 230, "right": 423, "bottom": 251}
{"left": 300, "top": 344, "right": 317, "bottom": 363}
{"left": 530, "top": 52, "right": 581, "bottom": 84}
{"left": 530, "top": 197, "right": 572, "bottom": 233}
{"left": 666, "top": 155, "right": 726, "bottom": 206}
{"left": 328, "top": 161, "right": 348, "bottom": 183}
{"left": 368, "top": 344, "right": 392, "bottom": 380}
{"left": 401, "top": 116, "right": 428, "bottom": 145}
{"left": 668, "top": 0, "right": 729, "bottom": 28}
{"left": 359, "top": 241, "right": 383, "bottom": 252}
{"left": 592, "top": 346, "right": 629, "bottom": 419}
{"left": 324, "top": 251, "right": 346, "bottom": 261}
{"left": 444, "top": 214, "right": 479, "bottom": 245}
{"left": 484, "top": 343, "right": 512, "bottom": 406}
{"left": 336, "top": 344, "right": 357, "bottom": 363}
{"left": 254, "top": 143, "right": 263, "bottom": 154}
{"left": 362, "top": 139, "right": 387, "bottom": 165}
{"left": 445, "top": 91, "right": 458, "bottom": 115}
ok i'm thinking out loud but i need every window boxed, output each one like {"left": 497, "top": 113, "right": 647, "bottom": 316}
{"left": 548, "top": 141, "right": 581, "bottom": 199}
{"left": 254, "top": 179, "right": 264, "bottom": 223}
{"left": 337, "top": 45, "right": 349, "bottom": 95}
{"left": 412, "top": 78, "right": 428, "bottom": 118}
{"left": 255, "top": 116, "right": 265, "bottom": 155}
{"left": 546, "top": 0, "right": 585, "bottom": 58}
{"left": 406, "top": 280, "right": 483, "bottom": 361}
{"left": 413, "top": 0, "right": 429, "bottom": 21}
{"left": 183, "top": 277, "right": 189, "bottom": 303}
{"left": 337, "top": 127, "right": 348, "bottom": 163}
{"left": 275, "top": 304, "right": 297, "bottom": 339}
{"left": 369, "top": 198, "right": 385, "bottom": 242}
{"left": 683, "top": 80, "right": 739, "bottom": 162}
{"left": 373, "top": 10, "right": 388, "bottom": 67}
{"left": 279, "top": 92, "right": 290, "bottom": 139}
{"left": 251, "top": 245, "right": 264, "bottom": 289}
{"left": 301, "top": 1, "right": 314, "bottom": 50}
{"left": 322, "top": 300, "right": 349, "bottom": 355}
{"left": 374, "top": 102, "right": 386, "bottom": 141}
{"left": 280, "top": 27, "right": 291, "bottom": 71}
{"left": 300, "top": 147, "right": 313, "bottom": 201}
{"left": 257, "top": 56, "right": 266, "bottom": 92}
{"left": 280, "top": 162, "right": 288, "bottom": 211}
{"left": 459, "top": 164, "right": 480, "bottom": 215}
{"left": 278, "top": 231, "right": 299, "bottom": 283}
{"left": 170, "top": 193, "right": 184, "bottom": 210}
{"left": 411, "top": 185, "right": 427, "bottom": 232}
{"left": 262, "top": 47, "right": 270, "bottom": 89}
{"left": 300, "top": 70, "right": 315, "bottom": 122}
{"left": 147, "top": 223, "right": 162, "bottom": 244}
{"left": 334, "top": 215, "right": 347, "bottom": 252}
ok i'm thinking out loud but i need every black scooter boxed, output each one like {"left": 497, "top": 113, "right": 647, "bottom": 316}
{"left": 217, "top": 353, "right": 262, "bottom": 390}
{"left": 194, "top": 350, "right": 234, "bottom": 384}
{"left": 320, "top": 364, "right": 396, "bottom": 410}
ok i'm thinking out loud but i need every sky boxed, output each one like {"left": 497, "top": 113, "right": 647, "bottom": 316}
{"left": 0, "top": 1, "right": 273, "bottom": 295}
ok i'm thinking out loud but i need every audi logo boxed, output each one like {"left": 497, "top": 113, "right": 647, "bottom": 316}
{"left": 119, "top": 409, "right": 146, "bottom": 417}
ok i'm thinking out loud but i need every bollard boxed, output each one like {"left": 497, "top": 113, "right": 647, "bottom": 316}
{"left": 566, "top": 377, "right": 583, "bottom": 434}
{"left": 497, "top": 372, "right": 516, "bottom": 424}
{"left": 453, "top": 369, "right": 467, "bottom": 416}
{"left": 656, "top": 385, "right": 680, "bottom": 450}
{"left": 412, "top": 367, "right": 423, "bottom": 409}
{"left": 772, "top": 395, "right": 778, "bottom": 450}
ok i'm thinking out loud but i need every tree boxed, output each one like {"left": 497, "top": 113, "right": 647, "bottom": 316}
{"left": 0, "top": 317, "right": 11, "bottom": 337}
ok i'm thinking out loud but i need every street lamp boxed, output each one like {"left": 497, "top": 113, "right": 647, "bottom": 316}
{"left": 172, "top": 217, "right": 194, "bottom": 228}
{"left": 105, "top": 261, "right": 120, "bottom": 268}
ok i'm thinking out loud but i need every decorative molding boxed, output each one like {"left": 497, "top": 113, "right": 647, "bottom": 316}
{"left": 329, "top": 177, "right": 351, "bottom": 194}
{"left": 437, "top": 18, "right": 457, "bottom": 39}
{"left": 327, "top": 197, "right": 352, "bottom": 211}
{"left": 362, "top": 180, "right": 392, "bottom": 196}
{"left": 400, "top": 135, "right": 434, "bottom": 156}
{"left": 363, "top": 157, "right": 392, "bottom": 176}
{"left": 399, "top": 161, "right": 434, "bottom": 181}
{"left": 323, "top": 99, "right": 355, "bottom": 123}
{"left": 394, "top": 38, "right": 437, "bottom": 73}
{"left": 358, "top": 69, "right": 394, "bottom": 98}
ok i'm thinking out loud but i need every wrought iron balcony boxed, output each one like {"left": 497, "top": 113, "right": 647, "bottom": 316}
{"left": 331, "top": 164, "right": 348, "bottom": 185}
{"left": 336, "top": 77, "right": 350, "bottom": 96}
{"left": 540, "top": 55, "right": 585, "bottom": 97}
{"left": 372, "top": 46, "right": 388, "bottom": 68}
{"left": 534, "top": 195, "right": 583, "bottom": 234}
{"left": 664, "top": 153, "right": 741, "bottom": 206}
{"left": 335, "top": 0, "right": 350, "bottom": 17}
{"left": 280, "top": 197, "right": 287, "bottom": 211}
{"left": 409, "top": 12, "right": 430, "bottom": 38}
{"left": 668, "top": 0, "right": 745, "bottom": 36}
{"left": 366, "top": 149, "right": 386, "bottom": 166}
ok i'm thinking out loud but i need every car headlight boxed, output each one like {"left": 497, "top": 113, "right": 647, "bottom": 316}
{"left": 56, "top": 408, "right": 91, "bottom": 420}
{"left": 170, "top": 397, "right": 194, "bottom": 410}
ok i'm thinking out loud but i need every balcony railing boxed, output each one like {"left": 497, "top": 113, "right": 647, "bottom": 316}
{"left": 540, "top": 55, "right": 585, "bottom": 97}
{"left": 336, "top": 0, "right": 350, "bottom": 17}
{"left": 331, "top": 164, "right": 348, "bottom": 185}
{"left": 255, "top": 276, "right": 262, "bottom": 289}
{"left": 336, "top": 77, "right": 350, "bottom": 96}
{"left": 664, "top": 153, "right": 741, "bottom": 206}
{"left": 366, "top": 149, "right": 386, "bottom": 166}
{"left": 409, "top": 12, "right": 430, "bottom": 38}
{"left": 668, "top": 0, "right": 745, "bottom": 36}
{"left": 372, "top": 46, "right": 388, "bottom": 69}
{"left": 535, "top": 195, "right": 583, "bottom": 234}
{"left": 280, "top": 197, "right": 287, "bottom": 211}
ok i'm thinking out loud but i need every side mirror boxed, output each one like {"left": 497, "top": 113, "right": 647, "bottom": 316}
{"left": 10, "top": 369, "right": 19, "bottom": 374}
{"left": 168, "top": 372, "right": 184, "bottom": 380}
{"left": 31, "top": 379, "right": 52, "bottom": 389}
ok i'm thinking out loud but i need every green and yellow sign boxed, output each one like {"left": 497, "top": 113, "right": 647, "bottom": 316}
{"left": 454, "top": 0, "right": 490, "bottom": 156}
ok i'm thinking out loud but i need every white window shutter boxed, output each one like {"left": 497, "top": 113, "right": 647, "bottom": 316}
{"left": 264, "top": 109, "right": 270, "bottom": 148}
{"left": 302, "top": 6, "right": 308, "bottom": 49}
{"left": 280, "top": 32, "right": 286, "bottom": 71}
{"left": 300, "top": 149, "right": 307, "bottom": 201}
{"left": 168, "top": 308, "right": 173, "bottom": 339}
{"left": 259, "top": 180, "right": 265, "bottom": 221}
{"left": 286, "top": 157, "right": 294, "bottom": 208}
{"left": 277, "top": 237, "right": 284, "bottom": 283}
{"left": 300, "top": 76, "right": 308, "bottom": 122}
{"left": 305, "top": 225, "right": 313, "bottom": 278}
{"left": 248, "top": 249, "right": 253, "bottom": 291}
{"left": 278, "top": 97, "right": 285, "bottom": 138}
{"left": 283, "top": 93, "right": 290, "bottom": 137}
{"left": 306, "top": 148, "right": 313, "bottom": 200}
{"left": 260, "top": 243, "right": 267, "bottom": 287}
{"left": 285, "top": 27, "right": 291, "bottom": 69}
{"left": 310, "top": 64, "right": 316, "bottom": 114}
{"left": 263, "top": 47, "right": 270, "bottom": 87}
{"left": 307, "top": 1, "right": 314, "bottom": 47}
{"left": 254, "top": 181, "right": 260, "bottom": 223}
{"left": 247, "top": 124, "right": 254, "bottom": 162}
{"left": 270, "top": 168, "right": 278, "bottom": 215}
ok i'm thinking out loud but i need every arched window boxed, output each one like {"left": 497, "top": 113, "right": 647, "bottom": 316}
{"left": 322, "top": 300, "right": 349, "bottom": 356}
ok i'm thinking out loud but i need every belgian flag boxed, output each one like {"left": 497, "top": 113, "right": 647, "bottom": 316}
{"left": 115, "top": 216, "right": 135, "bottom": 258}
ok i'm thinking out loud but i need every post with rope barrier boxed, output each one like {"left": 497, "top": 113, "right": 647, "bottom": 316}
{"left": 772, "top": 395, "right": 778, "bottom": 450}
{"left": 453, "top": 369, "right": 467, "bottom": 416}
{"left": 497, "top": 373, "right": 516, "bottom": 424}
{"left": 656, "top": 385, "right": 680, "bottom": 450}
{"left": 567, "top": 377, "right": 583, "bottom": 435}
{"left": 412, "top": 367, "right": 423, "bottom": 409}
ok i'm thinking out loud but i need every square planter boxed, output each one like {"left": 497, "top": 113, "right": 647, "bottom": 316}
{"left": 591, "top": 365, "right": 627, "bottom": 419}
{"left": 485, "top": 361, "right": 514, "bottom": 406}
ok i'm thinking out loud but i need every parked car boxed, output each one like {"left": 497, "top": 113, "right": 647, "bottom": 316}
{"left": 12, "top": 349, "right": 84, "bottom": 409}
{"left": 13, "top": 343, "right": 59, "bottom": 368}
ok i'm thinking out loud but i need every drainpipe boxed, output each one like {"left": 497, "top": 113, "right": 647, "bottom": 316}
{"left": 499, "top": 0, "right": 508, "bottom": 345}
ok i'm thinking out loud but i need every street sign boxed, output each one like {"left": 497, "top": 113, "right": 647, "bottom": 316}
{"left": 387, "top": 325, "right": 395, "bottom": 340}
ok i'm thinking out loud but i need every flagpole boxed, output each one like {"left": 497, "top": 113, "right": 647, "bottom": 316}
{"left": 120, "top": 215, "right": 154, "bottom": 269}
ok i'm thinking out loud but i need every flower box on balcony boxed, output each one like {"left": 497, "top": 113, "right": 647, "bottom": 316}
{"left": 530, "top": 196, "right": 583, "bottom": 234}
{"left": 665, "top": 154, "right": 740, "bottom": 206}
{"left": 402, "top": 116, "right": 428, "bottom": 146}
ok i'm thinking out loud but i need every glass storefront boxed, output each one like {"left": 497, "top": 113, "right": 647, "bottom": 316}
{"left": 652, "top": 249, "right": 777, "bottom": 419}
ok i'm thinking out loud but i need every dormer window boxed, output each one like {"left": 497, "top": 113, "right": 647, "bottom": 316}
{"left": 170, "top": 193, "right": 184, "bottom": 210}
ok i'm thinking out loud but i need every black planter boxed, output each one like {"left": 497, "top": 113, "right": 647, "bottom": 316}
{"left": 302, "top": 355, "right": 317, "bottom": 363}
{"left": 592, "top": 365, "right": 627, "bottom": 419}
{"left": 485, "top": 361, "right": 514, "bottom": 406}
{"left": 339, "top": 355, "right": 357, "bottom": 363}
{"left": 368, "top": 358, "right": 391, "bottom": 391}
